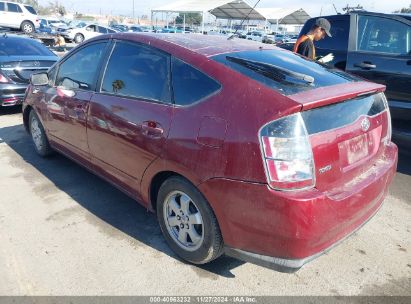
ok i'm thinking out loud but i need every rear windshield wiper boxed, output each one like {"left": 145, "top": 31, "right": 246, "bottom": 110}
{"left": 226, "top": 56, "right": 315, "bottom": 86}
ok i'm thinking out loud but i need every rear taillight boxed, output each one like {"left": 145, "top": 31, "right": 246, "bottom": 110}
{"left": 260, "top": 113, "right": 315, "bottom": 191}
{"left": 380, "top": 93, "right": 392, "bottom": 145}
{"left": 0, "top": 73, "right": 8, "bottom": 83}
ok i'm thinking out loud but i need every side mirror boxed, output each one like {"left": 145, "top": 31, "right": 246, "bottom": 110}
{"left": 31, "top": 72, "right": 49, "bottom": 86}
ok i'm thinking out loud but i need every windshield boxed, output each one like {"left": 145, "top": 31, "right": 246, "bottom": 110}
{"left": 212, "top": 50, "right": 359, "bottom": 95}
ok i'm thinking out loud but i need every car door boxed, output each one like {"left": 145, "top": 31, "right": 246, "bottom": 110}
{"left": 4, "top": 2, "right": 23, "bottom": 28}
{"left": 43, "top": 41, "right": 109, "bottom": 160}
{"left": 87, "top": 40, "right": 173, "bottom": 191}
{"left": 0, "top": 2, "right": 9, "bottom": 27}
{"left": 346, "top": 14, "right": 411, "bottom": 120}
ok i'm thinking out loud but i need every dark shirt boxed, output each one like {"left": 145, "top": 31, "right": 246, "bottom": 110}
{"left": 296, "top": 37, "right": 315, "bottom": 60}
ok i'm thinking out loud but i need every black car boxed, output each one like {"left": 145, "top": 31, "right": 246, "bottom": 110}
{"left": 281, "top": 12, "right": 411, "bottom": 148}
{"left": 0, "top": 34, "right": 58, "bottom": 107}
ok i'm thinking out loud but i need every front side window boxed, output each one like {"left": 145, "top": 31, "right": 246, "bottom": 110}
{"left": 172, "top": 57, "right": 221, "bottom": 106}
{"left": 313, "top": 19, "right": 349, "bottom": 51}
{"left": 101, "top": 42, "right": 171, "bottom": 103}
{"left": 56, "top": 42, "right": 107, "bottom": 90}
{"left": 7, "top": 3, "right": 22, "bottom": 13}
{"left": 357, "top": 15, "right": 411, "bottom": 55}
{"left": 86, "top": 25, "right": 97, "bottom": 32}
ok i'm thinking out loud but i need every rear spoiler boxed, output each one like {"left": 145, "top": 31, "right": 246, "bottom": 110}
{"left": 288, "top": 81, "right": 386, "bottom": 110}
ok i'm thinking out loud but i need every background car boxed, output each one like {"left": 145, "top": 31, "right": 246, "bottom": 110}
{"left": 280, "top": 12, "right": 411, "bottom": 149}
{"left": 63, "top": 23, "right": 117, "bottom": 43}
{"left": 245, "top": 31, "right": 265, "bottom": 42}
{"left": 0, "top": 1, "right": 39, "bottom": 34}
{"left": 23, "top": 34, "right": 396, "bottom": 272}
{"left": 0, "top": 34, "right": 58, "bottom": 106}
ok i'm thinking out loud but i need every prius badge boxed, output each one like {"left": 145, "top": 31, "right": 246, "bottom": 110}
{"left": 361, "top": 118, "right": 370, "bottom": 132}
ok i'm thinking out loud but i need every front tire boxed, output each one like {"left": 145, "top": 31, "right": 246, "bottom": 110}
{"left": 157, "top": 176, "right": 224, "bottom": 264}
{"left": 29, "top": 110, "right": 53, "bottom": 157}
{"left": 74, "top": 33, "right": 84, "bottom": 44}
{"left": 21, "top": 21, "right": 34, "bottom": 34}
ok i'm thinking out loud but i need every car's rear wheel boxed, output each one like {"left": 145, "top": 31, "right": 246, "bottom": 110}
{"left": 29, "top": 110, "right": 53, "bottom": 157}
{"left": 74, "top": 33, "right": 84, "bottom": 44}
{"left": 21, "top": 21, "right": 34, "bottom": 34}
{"left": 157, "top": 176, "right": 224, "bottom": 264}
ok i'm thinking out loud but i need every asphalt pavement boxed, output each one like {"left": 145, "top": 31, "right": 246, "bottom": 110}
{"left": 0, "top": 107, "right": 410, "bottom": 296}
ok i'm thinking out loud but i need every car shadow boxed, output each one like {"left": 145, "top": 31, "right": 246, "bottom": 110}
{"left": 0, "top": 105, "right": 22, "bottom": 116}
{"left": 0, "top": 123, "right": 244, "bottom": 278}
{"left": 397, "top": 150, "right": 411, "bottom": 175}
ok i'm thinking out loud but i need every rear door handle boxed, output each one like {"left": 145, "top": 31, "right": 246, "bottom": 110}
{"left": 354, "top": 62, "right": 376, "bottom": 69}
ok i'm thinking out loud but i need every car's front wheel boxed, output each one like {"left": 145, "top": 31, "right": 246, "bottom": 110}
{"left": 74, "top": 33, "right": 84, "bottom": 44}
{"left": 157, "top": 176, "right": 224, "bottom": 264}
{"left": 29, "top": 110, "right": 53, "bottom": 157}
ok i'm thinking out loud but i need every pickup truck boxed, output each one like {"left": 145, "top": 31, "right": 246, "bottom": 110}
{"left": 280, "top": 12, "right": 411, "bottom": 148}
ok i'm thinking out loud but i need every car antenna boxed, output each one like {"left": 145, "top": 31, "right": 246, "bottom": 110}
{"left": 228, "top": 0, "right": 261, "bottom": 40}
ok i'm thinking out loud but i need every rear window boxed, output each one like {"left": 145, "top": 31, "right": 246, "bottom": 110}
{"left": 302, "top": 93, "right": 386, "bottom": 135}
{"left": 212, "top": 50, "right": 359, "bottom": 95}
{"left": 0, "top": 37, "right": 55, "bottom": 56}
{"left": 24, "top": 5, "right": 37, "bottom": 15}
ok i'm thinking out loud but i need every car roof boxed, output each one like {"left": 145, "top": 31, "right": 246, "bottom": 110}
{"left": 316, "top": 11, "right": 411, "bottom": 22}
{"left": 107, "top": 33, "right": 278, "bottom": 57}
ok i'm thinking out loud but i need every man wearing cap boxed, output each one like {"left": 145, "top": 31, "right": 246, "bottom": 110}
{"left": 293, "top": 18, "right": 334, "bottom": 63}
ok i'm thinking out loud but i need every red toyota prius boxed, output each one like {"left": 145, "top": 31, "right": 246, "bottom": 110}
{"left": 23, "top": 33, "right": 397, "bottom": 272}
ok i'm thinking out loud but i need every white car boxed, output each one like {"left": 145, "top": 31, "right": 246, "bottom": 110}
{"left": 0, "top": 1, "right": 39, "bottom": 33}
{"left": 245, "top": 31, "right": 265, "bottom": 42}
{"left": 64, "top": 24, "right": 117, "bottom": 44}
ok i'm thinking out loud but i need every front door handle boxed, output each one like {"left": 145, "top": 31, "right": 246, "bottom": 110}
{"left": 140, "top": 121, "right": 164, "bottom": 138}
{"left": 354, "top": 62, "right": 376, "bottom": 69}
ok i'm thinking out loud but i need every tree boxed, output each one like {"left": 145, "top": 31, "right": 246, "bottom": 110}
{"left": 175, "top": 13, "right": 202, "bottom": 25}
{"left": 393, "top": 4, "right": 411, "bottom": 13}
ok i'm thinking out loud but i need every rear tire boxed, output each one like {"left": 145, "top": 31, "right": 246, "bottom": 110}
{"left": 21, "top": 21, "right": 34, "bottom": 34}
{"left": 157, "top": 176, "right": 224, "bottom": 264}
{"left": 29, "top": 110, "right": 53, "bottom": 157}
{"left": 74, "top": 33, "right": 84, "bottom": 44}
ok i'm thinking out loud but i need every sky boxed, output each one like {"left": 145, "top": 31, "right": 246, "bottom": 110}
{"left": 38, "top": 0, "right": 411, "bottom": 18}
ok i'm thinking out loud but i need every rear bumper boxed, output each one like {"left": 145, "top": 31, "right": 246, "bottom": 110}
{"left": 0, "top": 83, "right": 27, "bottom": 106}
{"left": 198, "top": 143, "right": 398, "bottom": 271}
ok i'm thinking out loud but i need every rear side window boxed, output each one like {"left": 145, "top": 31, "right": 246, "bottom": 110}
{"left": 0, "top": 2, "right": 5, "bottom": 11}
{"left": 357, "top": 15, "right": 411, "bottom": 55}
{"left": 7, "top": 3, "right": 22, "bottom": 13}
{"left": 24, "top": 5, "right": 37, "bottom": 15}
{"left": 101, "top": 42, "right": 171, "bottom": 103}
{"left": 0, "top": 37, "right": 55, "bottom": 56}
{"left": 56, "top": 42, "right": 107, "bottom": 91}
{"left": 98, "top": 26, "right": 108, "bottom": 33}
{"left": 172, "top": 57, "right": 221, "bottom": 106}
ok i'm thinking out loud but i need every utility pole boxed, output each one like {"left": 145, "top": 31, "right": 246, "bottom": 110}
{"left": 132, "top": 0, "right": 135, "bottom": 22}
